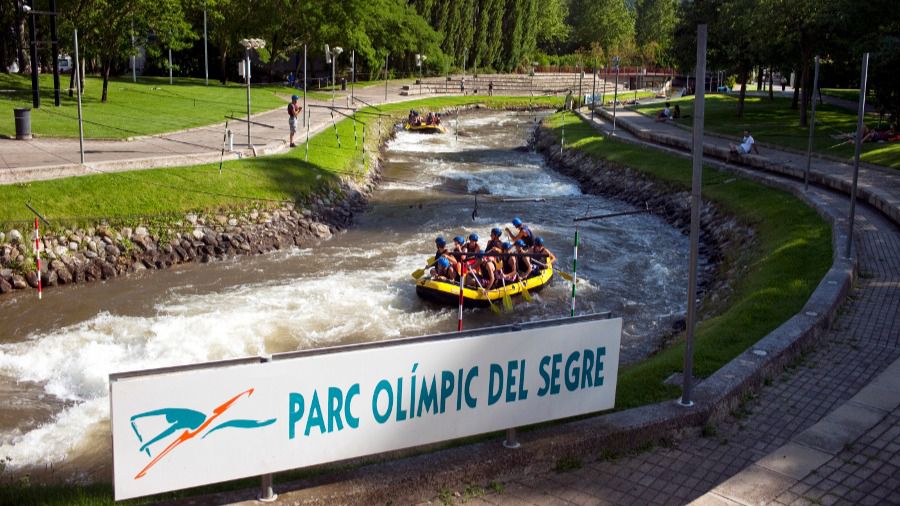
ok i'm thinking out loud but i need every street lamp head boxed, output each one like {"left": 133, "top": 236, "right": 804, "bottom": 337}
{"left": 333, "top": 46, "right": 343, "bottom": 56}
{"left": 21, "top": 4, "right": 31, "bottom": 12}
{"left": 240, "top": 38, "right": 266, "bottom": 49}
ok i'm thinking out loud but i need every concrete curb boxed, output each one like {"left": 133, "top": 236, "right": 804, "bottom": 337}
{"left": 176, "top": 115, "right": 861, "bottom": 505}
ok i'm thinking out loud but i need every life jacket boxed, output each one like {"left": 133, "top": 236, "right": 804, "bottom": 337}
{"left": 486, "top": 238, "right": 502, "bottom": 253}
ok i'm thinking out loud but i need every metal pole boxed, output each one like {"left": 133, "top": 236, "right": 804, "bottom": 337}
{"left": 74, "top": 29, "right": 84, "bottom": 164}
{"left": 168, "top": 48, "right": 173, "bottom": 84}
{"left": 331, "top": 54, "right": 336, "bottom": 108}
{"left": 384, "top": 54, "right": 389, "bottom": 102}
{"left": 351, "top": 49, "right": 355, "bottom": 105}
{"left": 246, "top": 48, "right": 251, "bottom": 148}
{"left": 303, "top": 44, "right": 307, "bottom": 127}
{"left": 503, "top": 428, "right": 520, "bottom": 449}
{"left": 804, "top": 55, "right": 820, "bottom": 191}
{"left": 131, "top": 19, "right": 136, "bottom": 83}
{"left": 578, "top": 64, "right": 583, "bottom": 109}
{"left": 591, "top": 59, "right": 597, "bottom": 120}
{"left": 846, "top": 52, "right": 869, "bottom": 260}
{"left": 681, "top": 24, "right": 707, "bottom": 408}
{"left": 203, "top": 7, "right": 208, "bottom": 85}
{"left": 27, "top": 0, "right": 39, "bottom": 108}
{"left": 613, "top": 63, "right": 619, "bottom": 132}
{"left": 50, "top": 0, "right": 60, "bottom": 106}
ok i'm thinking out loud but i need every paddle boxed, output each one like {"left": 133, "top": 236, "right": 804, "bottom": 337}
{"left": 471, "top": 270, "right": 501, "bottom": 315}
{"left": 411, "top": 257, "right": 437, "bottom": 280}
{"left": 533, "top": 258, "right": 575, "bottom": 283}
{"left": 499, "top": 274, "right": 514, "bottom": 312}
{"left": 518, "top": 277, "right": 533, "bottom": 302}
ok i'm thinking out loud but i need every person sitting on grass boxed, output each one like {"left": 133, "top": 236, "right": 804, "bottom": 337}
{"left": 729, "top": 130, "right": 760, "bottom": 155}
{"left": 673, "top": 104, "right": 682, "bottom": 119}
{"left": 656, "top": 102, "right": 672, "bottom": 122}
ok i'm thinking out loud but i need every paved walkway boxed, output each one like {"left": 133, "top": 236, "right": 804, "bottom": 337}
{"left": 411, "top": 113, "right": 900, "bottom": 505}
{"left": 0, "top": 83, "right": 428, "bottom": 184}
{"left": 593, "top": 106, "right": 900, "bottom": 225}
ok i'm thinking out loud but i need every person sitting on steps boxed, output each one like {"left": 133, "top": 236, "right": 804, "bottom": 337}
{"left": 730, "top": 130, "right": 760, "bottom": 155}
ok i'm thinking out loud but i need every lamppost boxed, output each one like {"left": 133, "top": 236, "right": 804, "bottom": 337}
{"left": 239, "top": 37, "right": 265, "bottom": 149}
{"left": 530, "top": 61, "right": 538, "bottom": 97}
{"left": 22, "top": 0, "right": 61, "bottom": 108}
{"left": 416, "top": 53, "right": 427, "bottom": 95}
{"left": 325, "top": 45, "right": 343, "bottom": 107}
{"left": 612, "top": 56, "right": 620, "bottom": 133}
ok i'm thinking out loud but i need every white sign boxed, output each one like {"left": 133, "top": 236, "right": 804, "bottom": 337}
{"left": 111, "top": 317, "right": 622, "bottom": 500}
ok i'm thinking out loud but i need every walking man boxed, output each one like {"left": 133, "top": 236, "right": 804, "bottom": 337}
{"left": 287, "top": 95, "right": 301, "bottom": 148}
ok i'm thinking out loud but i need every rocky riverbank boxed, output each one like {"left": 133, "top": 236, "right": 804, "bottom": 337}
{"left": 533, "top": 123, "right": 755, "bottom": 338}
{"left": 0, "top": 140, "right": 390, "bottom": 298}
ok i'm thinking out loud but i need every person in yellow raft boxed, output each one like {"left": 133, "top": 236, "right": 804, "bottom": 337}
{"left": 505, "top": 217, "right": 534, "bottom": 247}
{"left": 529, "top": 236, "right": 556, "bottom": 274}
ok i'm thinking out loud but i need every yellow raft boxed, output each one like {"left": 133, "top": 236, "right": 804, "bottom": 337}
{"left": 404, "top": 122, "right": 447, "bottom": 134}
{"left": 415, "top": 263, "right": 554, "bottom": 308}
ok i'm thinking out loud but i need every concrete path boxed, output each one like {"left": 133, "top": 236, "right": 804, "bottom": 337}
{"left": 594, "top": 106, "right": 900, "bottom": 225}
{"left": 422, "top": 113, "right": 900, "bottom": 505}
{"left": 0, "top": 83, "right": 429, "bottom": 185}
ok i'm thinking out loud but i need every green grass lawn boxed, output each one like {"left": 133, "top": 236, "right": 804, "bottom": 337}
{"left": 632, "top": 94, "right": 900, "bottom": 169}
{"left": 820, "top": 88, "right": 862, "bottom": 103}
{"left": 544, "top": 111, "right": 832, "bottom": 408}
{"left": 0, "top": 94, "right": 563, "bottom": 226}
{"left": 0, "top": 74, "right": 328, "bottom": 139}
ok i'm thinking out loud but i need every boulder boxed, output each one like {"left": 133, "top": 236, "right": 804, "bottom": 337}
{"left": 25, "top": 271, "right": 39, "bottom": 288}
{"left": 8, "top": 229, "right": 23, "bottom": 244}
{"left": 0, "top": 277, "right": 10, "bottom": 293}
{"left": 56, "top": 266, "right": 73, "bottom": 285}
{"left": 11, "top": 274, "right": 27, "bottom": 289}
{"left": 40, "top": 269, "right": 58, "bottom": 287}
{"left": 134, "top": 226, "right": 149, "bottom": 238}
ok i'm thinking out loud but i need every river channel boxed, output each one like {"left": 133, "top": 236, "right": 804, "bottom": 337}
{"left": 0, "top": 110, "right": 691, "bottom": 480}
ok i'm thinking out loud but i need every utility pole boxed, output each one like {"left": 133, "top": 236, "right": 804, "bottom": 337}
{"left": 49, "top": 0, "right": 59, "bottom": 106}
{"left": 203, "top": 5, "right": 208, "bottom": 85}
{"left": 846, "top": 53, "right": 870, "bottom": 260}
{"left": 74, "top": 29, "right": 84, "bottom": 163}
{"left": 680, "top": 24, "right": 708, "bottom": 408}
{"left": 26, "top": 0, "right": 39, "bottom": 108}
{"left": 804, "top": 55, "right": 820, "bottom": 192}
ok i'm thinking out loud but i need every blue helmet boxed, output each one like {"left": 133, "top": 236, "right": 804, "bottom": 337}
{"left": 437, "top": 257, "right": 450, "bottom": 269}
{"left": 515, "top": 239, "right": 525, "bottom": 247}
{"left": 535, "top": 236, "right": 544, "bottom": 246}
{"left": 469, "top": 233, "right": 479, "bottom": 241}
{"left": 512, "top": 217, "right": 523, "bottom": 227}
{"left": 435, "top": 236, "right": 446, "bottom": 247}
{"left": 454, "top": 235, "right": 465, "bottom": 244}
{"left": 491, "top": 227, "right": 501, "bottom": 237}
{"left": 291, "top": 95, "right": 299, "bottom": 101}
{"left": 501, "top": 241, "right": 512, "bottom": 250}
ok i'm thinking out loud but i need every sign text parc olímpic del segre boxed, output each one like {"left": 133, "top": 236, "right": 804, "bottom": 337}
{"left": 289, "top": 347, "right": 607, "bottom": 438}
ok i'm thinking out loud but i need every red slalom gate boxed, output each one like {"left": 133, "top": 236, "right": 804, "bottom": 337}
{"left": 33, "top": 217, "right": 42, "bottom": 300}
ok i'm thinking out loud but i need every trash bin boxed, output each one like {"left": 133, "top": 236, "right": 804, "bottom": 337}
{"left": 14, "top": 108, "right": 32, "bottom": 140}
{"left": 341, "top": 77, "right": 347, "bottom": 91}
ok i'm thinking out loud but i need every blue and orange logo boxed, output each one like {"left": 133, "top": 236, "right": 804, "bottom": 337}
{"left": 129, "top": 388, "right": 276, "bottom": 479}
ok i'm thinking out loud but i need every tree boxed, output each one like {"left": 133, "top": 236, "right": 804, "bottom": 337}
{"left": 634, "top": 0, "right": 677, "bottom": 68}
{"left": 568, "top": 0, "right": 635, "bottom": 59}
{"left": 535, "top": 0, "right": 570, "bottom": 52}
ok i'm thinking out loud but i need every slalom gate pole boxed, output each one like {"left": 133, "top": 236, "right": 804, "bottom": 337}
{"left": 458, "top": 263, "right": 466, "bottom": 331}
{"left": 570, "top": 228, "right": 578, "bottom": 317}
{"left": 34, "top": 217, "right": 42, "bottom": 300}
{"left": 331, "top": 109, "right": 341, "bottom": 148}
